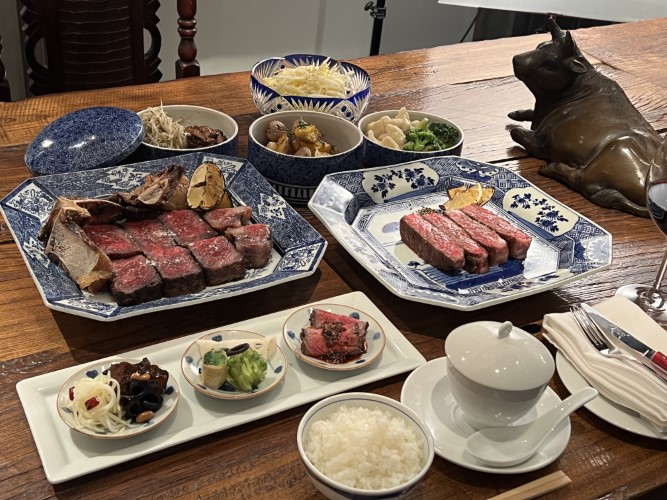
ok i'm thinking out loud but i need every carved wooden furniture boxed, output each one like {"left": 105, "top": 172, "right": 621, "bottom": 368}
{"left": 19, "top": 0, "right": 162, "bottom": 95}
{"left": 175, "top": 0, "right": 199, "bottom": 78}
{"left": 0, "top": 34, "right": 10, "bottom": 101}
{"left": 16, "top": 0, "right": 199, "bottom": 96}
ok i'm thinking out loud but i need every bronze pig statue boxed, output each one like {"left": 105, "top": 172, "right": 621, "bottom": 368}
{"left": 508, "top": 18, "right": 661, "bottom": 217}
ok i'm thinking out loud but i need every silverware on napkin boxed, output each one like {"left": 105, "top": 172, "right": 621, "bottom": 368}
{"left": 581, "top": 303, "right": 667, "bottom": 376}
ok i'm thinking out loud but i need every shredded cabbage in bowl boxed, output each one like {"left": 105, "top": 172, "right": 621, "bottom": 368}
{"left": 261, "top": 58, "right": 354, "bottom": 98}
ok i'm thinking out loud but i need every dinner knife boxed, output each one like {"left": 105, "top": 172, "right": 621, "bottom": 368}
{"left": 581, "top": 303, "right": 667, "bottom": 371}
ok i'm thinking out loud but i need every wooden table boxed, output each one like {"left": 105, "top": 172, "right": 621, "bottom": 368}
{"left": 2, "top": 18, "right": 667, "bottom": 499}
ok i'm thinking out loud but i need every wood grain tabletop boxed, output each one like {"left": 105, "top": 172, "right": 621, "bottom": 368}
{"left": 1, "top": 17, "right": 667, "bottom": 500}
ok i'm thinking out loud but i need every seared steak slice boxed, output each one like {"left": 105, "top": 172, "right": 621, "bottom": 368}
{"left": 83, "top": 224, "right": 142, "bottom": 259}
{"left": 444, "top": 209, "right": 509, "bottom": 266}
{"left": 300, "top": 309, "right": 369, "bottom": 363}
{"left": 39, "top": 196, "right": 126, "bottom": 241}
{"left": 122, "top": 219, "right": 176, "bottom": 256}
{"left": 158, "top": 210, "right": 217, "bottom": 246}
{"left": 421, "top": 211, "right": 489, "bottom": 274}
{"left": 225, "top": 224, "right": 272, "bottom": 268}
{"left": 461, "top": 204, "right": 533, "bottom": 259}
{"left": 399, "top": 213, "right": 464, "bottom": 271}
{"left": 203, "top": 206, "right": 252, "bottom": 233}
{"left": 110, "top": 255, "right": 162, "bottom": 306}
{"left": 45, "top": 213, "right": 113, "bottom": 292}
{"left": 188, "top": 236, "right": 245, "bottom": 285}
{"left": 149, "top": 246, "right": 205, "bottom": 297}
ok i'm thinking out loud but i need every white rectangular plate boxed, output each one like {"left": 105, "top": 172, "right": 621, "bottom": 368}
{"left": 308, "top": 156, "right": 612, "bottom": 311}
{"left": 16, "top": 291, "right": 426, "bottom": 484}
{"left": 0, "top": 153, "right": 326, "bottom": 321}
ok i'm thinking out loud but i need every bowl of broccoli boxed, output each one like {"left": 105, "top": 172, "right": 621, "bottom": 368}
{"left": 358, "top": 108, "right": 463, "bottom": 167}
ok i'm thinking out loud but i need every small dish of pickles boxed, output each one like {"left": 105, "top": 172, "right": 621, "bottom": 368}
{"left": 180, "top": 330, "right": 287, "bottom": 400}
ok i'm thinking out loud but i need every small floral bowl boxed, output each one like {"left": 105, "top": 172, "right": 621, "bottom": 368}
{"left": 358, "top": 109, "right": 464, "bottom": 167}
{"left": 250, "top": 54, "right": 371, "bottom": 123}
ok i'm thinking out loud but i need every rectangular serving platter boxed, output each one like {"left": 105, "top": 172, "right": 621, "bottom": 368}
{"left": 16, "top": 291, "right": 426, "bottom": 484}
{"left": 0, "top": 153, "right": 326, "bottom": 321}
{"left": 308, "top": 156, "right": 612, "bottom": 311}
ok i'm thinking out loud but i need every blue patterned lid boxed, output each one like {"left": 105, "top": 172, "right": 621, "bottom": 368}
{"left": 24, "top": 107, "right": 144, "bottom": 176}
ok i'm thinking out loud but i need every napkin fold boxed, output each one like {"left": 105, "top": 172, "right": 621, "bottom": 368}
{"left": 543, "top": 295, "right": 667, "bottom": 434}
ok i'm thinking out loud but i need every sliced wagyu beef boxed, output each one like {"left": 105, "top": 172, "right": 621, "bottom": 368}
{"left": 399, "top": 212, "right": 465, "bottom": 271}
{"left": 203, "top": 206, "right": 252, "bottom": 233}
{"left": 149, "top": 246, "right": 205, "bottom": 297}
{"left": 188, "top": 236, "right": 245, "bottom": 286}
{"left": 110, "top": 255, "right": 162, "bottom": 306}
{"left": 83, "top": 224, "right": 142, "bottom": 259}
{"left": 158, "top": 209, "right": 217, "bottom": 246}
{"left": 224, "top": 224, "right": 272, "bottom": 269}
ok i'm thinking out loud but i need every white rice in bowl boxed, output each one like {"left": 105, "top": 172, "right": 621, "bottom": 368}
{"left": 303, "top": 404, "right": 426, "bottom": 490}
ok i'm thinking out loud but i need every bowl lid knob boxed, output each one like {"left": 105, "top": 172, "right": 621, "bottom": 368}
{"left": 498, "top": 321, "right": 513, "bottom": 339}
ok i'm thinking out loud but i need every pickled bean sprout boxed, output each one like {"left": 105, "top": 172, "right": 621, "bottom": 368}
{"left": 141, "top": 104, "right": 188, "bottom": 149}
{"left": 261, "top": 59, "right": 353, "bottom": 98}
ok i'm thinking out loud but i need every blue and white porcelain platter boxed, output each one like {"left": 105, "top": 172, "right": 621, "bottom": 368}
{"left": 181, "top": 330, "right": 287, "bottom": 400}
{"left": 25, "top": 107, "right": 144, "bottom": 176}
{"left": 0, "top": 153, "right": 327, "bottom": 321}
{"left": 308, "top": 156, "right": 612, "bottom": 311}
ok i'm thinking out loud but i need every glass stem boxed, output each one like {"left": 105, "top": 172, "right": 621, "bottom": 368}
{"left": 652, "top": 247, "right": 667, "bottom": 292}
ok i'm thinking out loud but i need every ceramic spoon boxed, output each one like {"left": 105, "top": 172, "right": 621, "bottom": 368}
{"left": 465, "top": 387, "right": 598, "bottom": 467}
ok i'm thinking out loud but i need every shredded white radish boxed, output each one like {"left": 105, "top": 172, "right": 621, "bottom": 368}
{"left": 66, "top": 373, "right": 131, "bottom": 434}
{"left": 141, "top": 104, "right": 188, "bottom": 149}
{"left": 261, "top": 59, "right": 353, "bottom": 98}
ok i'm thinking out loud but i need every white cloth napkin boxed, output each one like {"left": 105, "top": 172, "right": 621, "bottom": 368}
{"left": 543, "top": 295, "right": 667, "bottom": 434}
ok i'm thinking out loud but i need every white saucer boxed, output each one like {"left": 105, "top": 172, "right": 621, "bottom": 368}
{"left": 556, "top": 352, "right": 667, "bottom": 440}
{"left": 400, "top": 357, "right": 571, "bottom": 474}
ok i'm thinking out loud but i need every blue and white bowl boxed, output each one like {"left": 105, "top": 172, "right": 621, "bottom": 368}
{"left": 250, "top": 54, "right": 371, "bottom": 123}
{"left": 297, "top": 393, "right": 435, "bottom": 500}
{"left": 247, "top": 110, "right": 363, "bottom": 203}
{"left": 135, "top": 104, "right": 238, "bottom": 161}
{"left": 358, "top": 109, "right": 464, "bottom": 167}
{"left": 25, "top": 106, "right": 145, "bottom": 176}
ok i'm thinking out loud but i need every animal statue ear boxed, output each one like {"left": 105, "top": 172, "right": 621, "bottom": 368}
{"left": 569, "top": 59, "right": 587, "bottom": 74}
{"left": 563, "top": 31, "right": 583, "bottom": 57}
{"left": 547, "top": 17, "right": 564, "bottom": 39}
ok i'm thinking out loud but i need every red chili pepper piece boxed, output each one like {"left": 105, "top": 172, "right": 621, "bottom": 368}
{"left": 68, "top": 387, "right": 75, "bottom": 400}
{"left": 85, "top": 397, "right": 100, "bottom": 410}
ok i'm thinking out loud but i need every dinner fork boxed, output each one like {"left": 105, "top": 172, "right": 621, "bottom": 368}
{"left": 570, "top": 305, "right": 667, "bottom": 385}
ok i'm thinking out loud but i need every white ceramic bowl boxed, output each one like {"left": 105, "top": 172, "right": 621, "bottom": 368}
{"left": 297, "top": 392, "right": 434, "bottom": 500}
{"left": 136, "top": 104, "right": 239, "bottom": 160}
{"left": 247, "top": 110, "right": 363, "bottom": 203}
{"left": 445, "top": 321, "right": 555, "bottom": 429}
{"left": 358, "top": 109, "right": 463, "bottom": 167}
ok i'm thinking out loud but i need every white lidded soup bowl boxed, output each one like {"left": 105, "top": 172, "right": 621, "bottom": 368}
{"left": 445, "top": 321, "right": 555, "bottom": 429}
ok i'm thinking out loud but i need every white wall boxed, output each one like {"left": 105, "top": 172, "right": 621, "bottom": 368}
{"left": 0, "top": 0, "right": 476, "bottom": 100}
{"left": 157, "top": 0, "right": 477, "bottom": 79}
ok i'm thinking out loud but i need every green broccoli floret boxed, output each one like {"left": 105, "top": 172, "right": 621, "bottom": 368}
{"left": 203, "top": 349, "right": 228, "bottom": 366}
{"left": 402, "top": 119, "right": 460, "bottom": 152}
{"left": 427, "top": 121, "right": 460, "bottom": 149}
